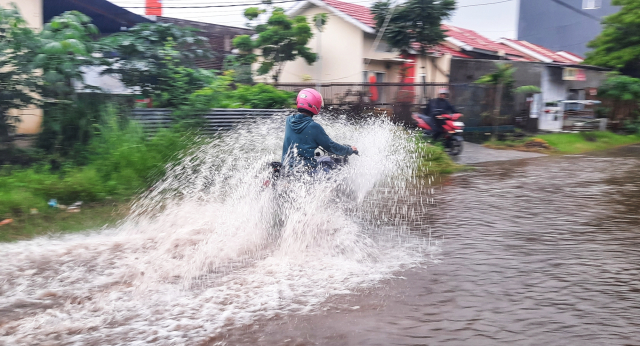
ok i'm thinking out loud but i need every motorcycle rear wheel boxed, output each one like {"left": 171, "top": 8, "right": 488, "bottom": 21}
{"left": 448, "top": 139, "right": 463, "bottom": 156}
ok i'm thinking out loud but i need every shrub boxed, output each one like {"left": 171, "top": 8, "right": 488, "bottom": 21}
{"left": 0, "top": 107, "right": 195, "bottom": 216}
{"left": 230, "top": 83, "right": 295, "bottom": 109}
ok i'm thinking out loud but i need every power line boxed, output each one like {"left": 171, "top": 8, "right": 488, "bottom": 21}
{"left": 122, "top": 0, "right": 300, "bottom": 9}
{"left": 458, "top": 0, "right": 514, "bottom": 8}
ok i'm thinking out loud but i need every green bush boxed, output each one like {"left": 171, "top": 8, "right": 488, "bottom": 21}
{"left": 0, "top": 108, "right": 195, "bottom": 216}
{"left": 622, "top": 117, "right": 640, "bottom": 134}
{"left": 186, "top": 76, "right": 295, "bottom": 111}
{"left": 230, "top": 83, "right": 295, "bottom": 109}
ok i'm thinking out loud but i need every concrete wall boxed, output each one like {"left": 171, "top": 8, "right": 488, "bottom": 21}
{"left": 9, "top": 106, "right": 41, "bottom": 135}
{"left": 450, "top": 59, "right": 609, "bottom": 115}
{"left": 450, "top": 59, "right": 544, "bottom": 88}
{"left": 1, "top": 0, "right": 42, "bottom": 30}
{"left": 518, "top": 0, "right": 619, "bottom": 56}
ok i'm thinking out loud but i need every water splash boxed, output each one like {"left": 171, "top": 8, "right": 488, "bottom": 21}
{"left": 0, "top": 114, "right": 439, "bottom": 345}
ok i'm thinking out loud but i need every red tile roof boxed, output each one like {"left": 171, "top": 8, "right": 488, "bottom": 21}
{"left": 322, "top": 0, "right": 377, "bottom": 28}
{"left": 441, "top": 24, "right": 531, "bottom": 60}
{"left": 501, "top": 38, "right": 576, "bottom": 63}
{"left": 319, "top": 0, "right": 572, "bottom": 62}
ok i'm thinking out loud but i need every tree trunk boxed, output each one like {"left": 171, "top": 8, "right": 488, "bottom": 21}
{"left": 493, "top": 83, "right": 504, "bottom": 141}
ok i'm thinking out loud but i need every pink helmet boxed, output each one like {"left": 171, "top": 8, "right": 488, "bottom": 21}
{"left": 296, "top": 88, "right": 324, "bottom": 115}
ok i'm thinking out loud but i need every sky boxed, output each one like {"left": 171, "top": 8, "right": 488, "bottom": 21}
{"left": 109, "top": 0, "right": 519, "bottom": 41}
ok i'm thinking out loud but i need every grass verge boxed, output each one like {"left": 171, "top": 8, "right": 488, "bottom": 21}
{"left": 0, "top": 112, "right": 198, "bottom": 242}
{"left": 411, "top": 134, "right": 463, "bottom": 176}
{"left": 0, "top": 201, "right": 129, "bottom": 242}
{"left": 484, "top": 132, "right": 640, "bottom": 155}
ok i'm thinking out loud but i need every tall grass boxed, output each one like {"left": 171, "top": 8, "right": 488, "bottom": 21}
{"left": 0, "top": 108, "right": 196, "bottom": 216}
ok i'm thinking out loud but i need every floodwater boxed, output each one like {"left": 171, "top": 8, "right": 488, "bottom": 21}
{"left": 2, "top": 115, "right": 640, "bottom": 345}
{"left": 219, "top": 144, "right": 640, "bottom": 346}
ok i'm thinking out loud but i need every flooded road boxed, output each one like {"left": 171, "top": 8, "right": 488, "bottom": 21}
{"left": 220, "top": 145, "right": 640, "bottom": 345}
{"left": 2, "top": 116, "right": 640, "bottom": 345}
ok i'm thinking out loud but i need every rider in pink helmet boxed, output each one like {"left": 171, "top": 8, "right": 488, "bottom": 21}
{"left": 282, "top": 88, "right": 357, "bottom": 170}
{"left": 296, "top": 88, "right": 324, "bottom": 115}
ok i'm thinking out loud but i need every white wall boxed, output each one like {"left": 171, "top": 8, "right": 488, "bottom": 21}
{"left": 541, "top": 66, "right": 567, "bottom": 102}
{"left": 416, "top": 54, "right": 451, "bottom": 84}
{"left": 0, "top": 0, "right": 42, "bottom": 30}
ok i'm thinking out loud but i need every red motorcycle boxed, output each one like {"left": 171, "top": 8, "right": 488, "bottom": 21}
{"left": 412, "top": 111, "right": 465, "bottom": 156}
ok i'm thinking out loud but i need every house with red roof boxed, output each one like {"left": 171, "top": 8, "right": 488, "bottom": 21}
{"left": 266, "top": 0, "right": 452, "bottom": 94}
{"left": 266, "top": 0, "right": 608, "bottom": 108}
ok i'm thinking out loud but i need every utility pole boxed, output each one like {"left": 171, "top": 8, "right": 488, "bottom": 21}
{"left": 315, "top": 14, "right": 322, "bottom": 90}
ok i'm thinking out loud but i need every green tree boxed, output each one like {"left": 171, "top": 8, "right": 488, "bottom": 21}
{"left": 475, "top": 63, "right": 516, "bottom": 139}
{"left": 100, "top": 22, "right": 213, "bottom": 99}
{"left": 597, "top": 73, "right": 640, "bottom": 120}
{"left": 371, "top": 0, "right": 455, "bottom": 56}
{"left": 152, "top": 39, "right": 215, "bottom": 109}
{"left": 36, "top": 11, "right": 99, "bottom": 101}
{"left": 233, "top": 6, "right": 316, "bottom": 83}
{"left": 0, "top": 4, "right": 39, "bottom": 142}
{"left": 584, "top": 0, "right": 640, "bottom": 76}
{"left": 34, "top": 11, "right": 101, "bottom": 154}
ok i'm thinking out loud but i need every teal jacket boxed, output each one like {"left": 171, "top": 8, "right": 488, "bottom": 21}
{"left": 281, "top": 114, "right": 354, "bottom": 168}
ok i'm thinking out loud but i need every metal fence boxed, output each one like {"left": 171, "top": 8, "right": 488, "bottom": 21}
{"left": 273, "top": 82, "right": 514, "bottom": 129}
{"left": 274, "top": 82, "right": 450, "bottom": 106}
{"left": 132, "top": 83, "right": 516, "bottom": 136}
{"left": 131, "top": 108, "right": 293, "bottom": 135}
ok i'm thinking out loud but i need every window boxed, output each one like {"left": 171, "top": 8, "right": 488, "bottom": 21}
{"left": 363, "top": 71, "right": 369, "bottom": 83}
{"left": 582, "top": 0, "right": 602, "bottom": 9}
{"left": 375, "top": 72, "right": 385, "bottom": 83}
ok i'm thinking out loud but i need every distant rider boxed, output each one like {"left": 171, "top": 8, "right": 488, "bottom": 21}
{"left": 282, "top": 88, "right": 357, "bottom": 172}
{"left": 422, "top": 88, "right": 457, "bottom": 141}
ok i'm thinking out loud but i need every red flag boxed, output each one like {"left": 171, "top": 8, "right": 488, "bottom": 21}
{"left": 146, "top": 0, "right": 162, "bottom": 16}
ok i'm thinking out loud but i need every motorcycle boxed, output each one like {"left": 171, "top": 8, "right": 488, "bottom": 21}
{"left": 264, "top": 148, "right": 358, "bottom": 188}
{"left": 412, "top": 110, "right": 465, "bottom": 156}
